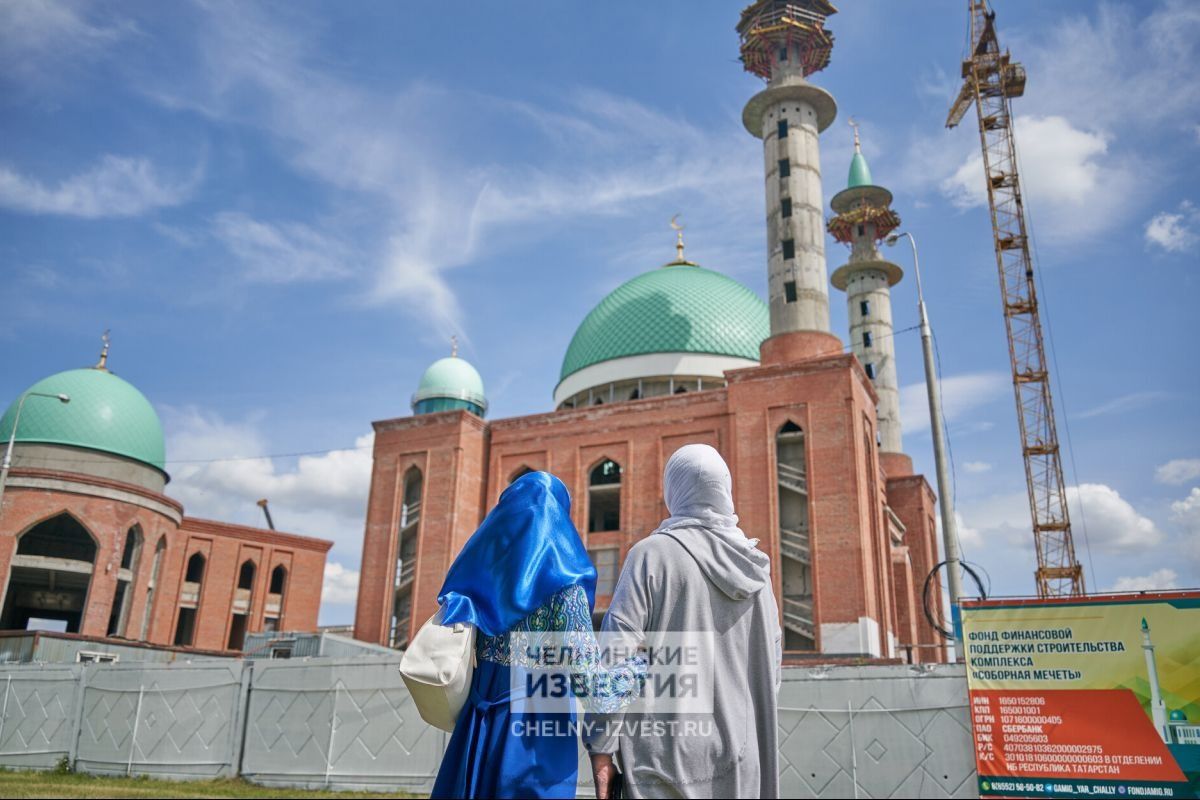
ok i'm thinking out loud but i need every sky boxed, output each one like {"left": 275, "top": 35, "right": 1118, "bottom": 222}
{"left": 1, "top": 0, "right": 1198, "bottom": 625}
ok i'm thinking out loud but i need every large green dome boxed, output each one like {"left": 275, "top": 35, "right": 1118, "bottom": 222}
{"left": 412, "top": 356, "right": 487, "bottom": 417}
{"left": 559, "top": 264, "right": 769, "bottom": 382}
{"left": 0, "top": 368, "right": 166, "bottom": 472}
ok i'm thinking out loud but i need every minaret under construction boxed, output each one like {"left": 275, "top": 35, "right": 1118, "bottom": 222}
{"left": 829, "top": 127, "right": 906, "bottom": 456}
{"left": 738, "top": 0, "right": 842, "bottom": 364}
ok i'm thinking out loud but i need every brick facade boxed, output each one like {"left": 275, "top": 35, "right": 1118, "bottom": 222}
{"left": 0, "top": 466, "right": 330, "bottom": 652}
{"left": 353, "top": 347, "right": 948, "bottom": 663}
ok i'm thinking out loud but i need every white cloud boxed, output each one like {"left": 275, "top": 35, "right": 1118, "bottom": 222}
{"left": 1067, "top": 483, "right": 1162, "bottom": 553}
{"left": 1112, "top": 568, "right": 1178, "bottom": 592}
{"left": 136, "top": 3, "right": 759, "bottom": 339}
{"left": 900, "top": 371, "right": 1008, "bottom": 434}
{"left": 1156, "top": 459, "right": 1200, "bottom": 486}
{"left": 0, "top": 155, "right": 197, "bottom": 218}
{"left": 162, "top": 407, "right": 374, "bottom": 625}
{"left": 1145, "top": 201, "right": 1200, "bottom": 253}
{"left": 959, "top": 483, "right": 1162, "bottom": 556}
{"left": 1076, "top": 391, "right": 1169, "bottom": 420}
{"left": 939, "top": 115, "right": 1138, "bottom": 244}
{"left": 322, "top": 561, "right": 360, "bottom": 606}
{"left": 0, "top": 0, "right": 135, "bottom": 87}
{"left": 213, "top": 212, "right": 353, "bottom": 284}
{"left": 963, "top": 461, "right": 992, "bottom": 474}
{"left": 1171, "top": 487, "right": 1200, "bottom": 534}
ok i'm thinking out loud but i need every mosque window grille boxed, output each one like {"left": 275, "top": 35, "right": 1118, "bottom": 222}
{"left": 860, "top": 300, "right": 870, "bottom": 317}
{"left": 782, "top": 239, "right": 795, "bottom": 260}
{"left": 865, "top": 363, "right": 876, "bottom": 379}
{"left": 784, "top": 280, "right": 797, "bottom": 303}
{"left": 778, "top": 119, "right": 788, "bottom": 139}
{"left": 778, "top": 158, "right": 790, "bottom": 178}
{"left": 863, "top": 331, "right": 873, "bottom": 348}
{"left": 781, "top": 197, "right": 792, "bottom": 218}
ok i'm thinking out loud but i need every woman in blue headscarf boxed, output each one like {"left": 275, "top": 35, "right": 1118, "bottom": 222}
{"left": 431, "top": 471, "right": 644, "bottom": 800}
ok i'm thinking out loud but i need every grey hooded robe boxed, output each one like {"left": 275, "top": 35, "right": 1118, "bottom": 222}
{"left": 584, "top": 527, "right": 783, "bottom": 798}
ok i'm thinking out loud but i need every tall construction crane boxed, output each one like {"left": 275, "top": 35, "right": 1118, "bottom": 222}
{"left": 947, "top": 1, "right": 1085, "bottom": 597}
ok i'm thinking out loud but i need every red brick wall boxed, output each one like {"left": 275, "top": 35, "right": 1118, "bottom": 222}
{"left": 353, "top": 353, "right": 946, "bottom": 660}
{"left": 0, "top": 467, "right": 330, "bottom": 651}
{"left": 885, "top": 473, "right": 947, "bottom": 662}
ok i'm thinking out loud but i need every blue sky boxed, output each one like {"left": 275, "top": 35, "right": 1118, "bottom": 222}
{"left": 2, "top": 1, "right": 1198, "bottom": 625}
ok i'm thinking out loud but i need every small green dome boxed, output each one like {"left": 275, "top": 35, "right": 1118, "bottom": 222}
{"left": 0, "top": 368, "right": 166, "bottom": 472}
{"left": 559, "top": 264, "right": 768, "bottom": 382}
{"left": 848, "top": 151, "right": 873, "bottom": 188}
{"left": 1169, "top": 710, "right": 1188, "bottom": 722}
{"left": 412, "top": 356, "right": 487, "bottom": 416}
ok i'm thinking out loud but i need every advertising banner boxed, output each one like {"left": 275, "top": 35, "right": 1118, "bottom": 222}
{"left": 961, "top": 591, "right": 1200, "bottom": 799}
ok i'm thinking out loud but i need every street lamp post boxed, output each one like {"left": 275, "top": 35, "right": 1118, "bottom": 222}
{"left": 886, "top": 231, "right": 965, "bottom": 658}
{"left": 0, "top": 391, "right": 71, "bottom": 516}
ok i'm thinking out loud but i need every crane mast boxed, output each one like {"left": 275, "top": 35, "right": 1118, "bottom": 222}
{"left": 947, "top": 1, "right": 1085, "bottom": 597}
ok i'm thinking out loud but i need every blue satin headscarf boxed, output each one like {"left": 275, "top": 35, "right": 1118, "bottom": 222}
{"left": 438, "top": 471, "right": 596, "bottom": 637}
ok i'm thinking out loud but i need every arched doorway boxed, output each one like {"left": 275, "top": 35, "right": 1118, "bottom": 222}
{"left": 1, "top": 513, "right": 98, "bottom": 633}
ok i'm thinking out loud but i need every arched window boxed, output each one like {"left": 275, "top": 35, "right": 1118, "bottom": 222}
{"left": 1, "top": 513, "right": 97, "bottom": 634}
{"left": 269, "top": 565, "right": 287, "bottom": 595}
{"left": 776, "top": 421, "right": 814, "bottom": 652}
{"left": 139, "top": 537, "right": 166, "bottom": 641}
{"left": 228, "top": 559, "right": 257, "bottom": 650}
{"left": 264, "top": 564, "right": 287, "bottom": 633}
{"left": 109, "top": 526, "right": 142, "bottom": 637}
{"left": 237, "top": 560, "right": 256, "bottom": 590}
{"left": 588, "top": 459, "right": 622, "bottom": 533}
{"left": 120, "top": 527, "right": 141, "bottom": 571}
{"left": 175, "top": 552, "right": 206, "bottom": 646}
{"left": 185, "top": 552, "right": 206, "bottom": 583}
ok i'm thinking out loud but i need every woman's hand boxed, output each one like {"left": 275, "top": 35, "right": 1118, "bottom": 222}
{"left": 590, "top": 753, "right": 616, "bottom": 799}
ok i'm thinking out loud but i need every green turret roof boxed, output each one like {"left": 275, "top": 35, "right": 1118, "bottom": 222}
{"left": 0, "top": 368, "right": 166, "bottom": 472}
{"left": 559, "top": 263, "right": 768, "bottom": 382}
{"left": 412, "top": 356, "right": 487, "bottom": 412}
{"left": 848, "top": 150, "right": 873, "bottom": 188}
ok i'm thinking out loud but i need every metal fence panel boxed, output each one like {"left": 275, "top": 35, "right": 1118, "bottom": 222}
{"left": 0, "top": 664, "right": 82, "bottom": 769}
{"left": 775, "top": 663, "right": 976, "bottom": 799}
{"left": 73, "top": 660, "right": 247, "bottom": 779}
{"left": 241, "top": 655, "right": 448, "bottom": 795}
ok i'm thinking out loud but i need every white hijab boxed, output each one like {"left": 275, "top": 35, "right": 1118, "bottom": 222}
{"left": 655, "top": 444, "right": 759, "bottom": 548}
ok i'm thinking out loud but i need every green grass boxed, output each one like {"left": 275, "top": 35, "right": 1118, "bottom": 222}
{"left": 0, "top": 769, "right": 419, "bottom": 799}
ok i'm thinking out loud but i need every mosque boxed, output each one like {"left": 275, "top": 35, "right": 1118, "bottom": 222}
{"left": 0, "top": 340, "right": 331, "bottom": 652}
{"left": 354, "top": 1, "right": 948, "bottom": 662}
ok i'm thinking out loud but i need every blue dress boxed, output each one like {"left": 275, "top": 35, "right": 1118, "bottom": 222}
{"left": 431, "top": 584, "right": 644, "bottom": 799}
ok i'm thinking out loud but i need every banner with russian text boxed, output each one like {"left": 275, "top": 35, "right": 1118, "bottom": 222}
{"left": 961, "top": 591, "right": 1200, "bottom": 799}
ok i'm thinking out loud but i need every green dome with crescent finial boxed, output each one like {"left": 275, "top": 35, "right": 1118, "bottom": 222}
{"left": 412, "top": 355, "right": 487, "bottom": 417}
{"left": 0, "top": 367, "right": 166, "bottom": 472}
{"left": 559, "top": 263, "right": 769, "bottom": 382}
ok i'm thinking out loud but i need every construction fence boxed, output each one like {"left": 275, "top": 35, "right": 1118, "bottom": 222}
{"left": 0, "top": 658, "right": 976, "bottom": 798}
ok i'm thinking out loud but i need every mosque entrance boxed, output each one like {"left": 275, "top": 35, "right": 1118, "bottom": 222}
{"left": 0, "top": 513, "right": 98, "bottom": 633}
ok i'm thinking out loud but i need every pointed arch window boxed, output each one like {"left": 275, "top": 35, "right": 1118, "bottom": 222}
{"left": 175, "top": 552, "right": 206, "bottom": 646}
{"left": 109, "top": 526, "right": 142, "bottom": 637}
{"left": 588, "top": 459, "right": 622, "bottom": 533}
{"left": 139, "top": 537, "right": 166, "bottom": 641}
{"left": 1, "top": 513, "right": 97, "bottom": 634}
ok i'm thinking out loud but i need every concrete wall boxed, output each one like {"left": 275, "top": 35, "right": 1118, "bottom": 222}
{"left": 0, "top": 659, "right": 974, "bottom": 797}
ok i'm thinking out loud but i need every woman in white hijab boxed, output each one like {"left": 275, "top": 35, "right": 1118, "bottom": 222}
{"left": 585, "top": 444, "right": 783, "bottom": 799}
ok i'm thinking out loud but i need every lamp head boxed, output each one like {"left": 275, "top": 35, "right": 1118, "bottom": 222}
{"left": 57, "top": 394, "right": 70, "bottom": 404}
{"left": 885, "top": 233, "right": 901, "bottom": 247}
